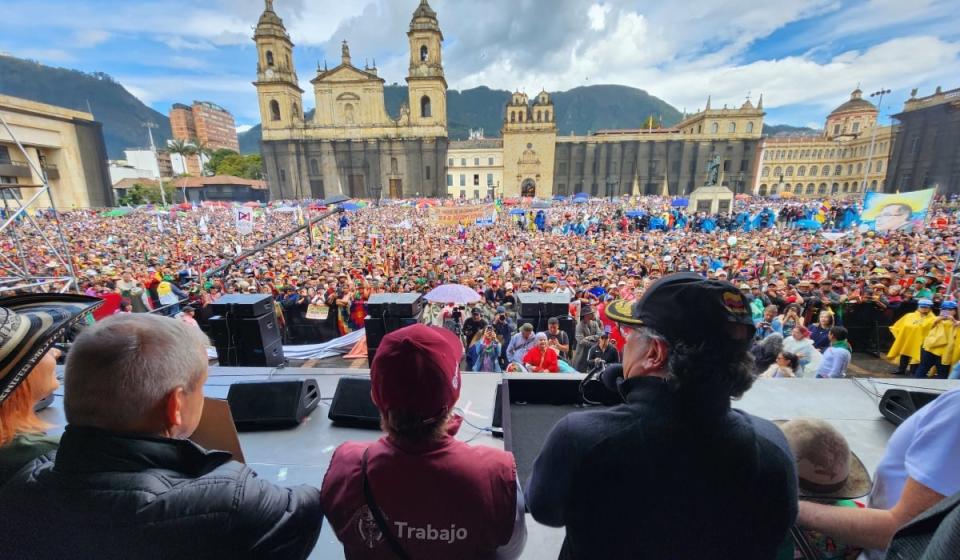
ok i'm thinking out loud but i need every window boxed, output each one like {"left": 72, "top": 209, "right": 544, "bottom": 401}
{"left": 0, "top": 146, "right": 10, "bottom": 164}
{"left": 773, "top": 166, "right": 783, "bottom": 178}
{"left": 728, "top": 122, "right": 736, "bottom": 133}
{"left": 510, "top": 112, "right": 516, "bottom": 123}
{"left": 473, "top": 190, "right": 480, "bottom": 199}
{"left": 420, "top": 96, "right": 432, "bottom": 118}
{"left": 536, "top": 111, "right": 542, "bottom": 122}
{"left": 488, "top": 157, "right": 494, "bottom": 166}
{"left": 852, "top": 122, "right": 860, "bottom": 133}
{"left": 833, "top": 124, "right": 840, "bottom": 136}
{"left": 447, "top": 174, "right": 453, "bottom": 187}
{"left": 459, "top": 174, "right": 465, "bottom": 186}
{"left": 723, "top": 160, "right": 731, "bottom": 172}
{"left": 426, "top": 166, "right": 431, "bottom": 180}
{"left": 447, "top": 158, "right": 453, "bottom": 166}
{"left": 856, "top": 163, "right": 862, "bottom": 175}
{"left": 270, "top": 100, "right": 281, "bottom": 121}
{"left": 266, "top": 51, "right": 274, "bottom": 66}
{"left": 810, "top": 166, "right": 818, "bottom": 177}
{"left": 474, "top": 158, "right": 480, "bottom": 166}
{"left": 761, "top": 167, "right": 770, "bottom": 177}
{"left": 420, "top": 45, "right": 428, "bottom": 62}
{"left": 279, "top": 169, "right": 286, "bottom": 184}
{"left": 847, "top": 164, "right": 853, "bottom": 175}
{"left": 391, "top": 158, "right": 399, "bottom": 174}
{"left": 487, "top": 173, "right": 494, "bottom": 186}
{"left": 292, "top": 102, "right": 299, "bottom": 120}
{"left": 746, "top": 122, "right": 754, "bottom": 133}
{"left": 740, "top": 159, "right": 749, "bottom": 172}
{"left": 461, "top": 158, "right": 466, "bottom": 166}
{"left": 473, "top": 174, "right": 480, "bottom": 186}
{"left": 558, "top": 162, "right": 568, "bottom": 175}
{"left": 575, "top": 162, "right": 584, "bottom": 176}
{"left": 785, "top": 166, "right": 794, "bottom": 177}
{"left": 788, "top": 151, "right": 794, "bottom": 159}
{"left": 842, "top": 184, "right": 849, "bottom": 193}
{"left": 545, "top": 111, "right": 551, "bottom": 122}
{"left": 834, "top": 165, "right": 842, "bottom": 176}
{"left": 309, "top": 159, "right": 320, "bottom": 176}
{"left": 822, "top": 165, "right": 830, "bottom": 176}
{"left": 876, "top": 160, "right": 883, "bottom": 172}
{"left": 460, "top": 190, "right": 466, "bottom": 199}
{"left": 711, "top": 122, "right": 719, "bottom": 134}
{"left": 797, "top": 166, "right": 806, "bottom": 177}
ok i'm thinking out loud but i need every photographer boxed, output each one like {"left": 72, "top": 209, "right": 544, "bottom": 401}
{"left": 573, "top": 305, "right": 602, "bottom": 372}
{"left": 462, "top": 307, "right": 486, "bottom": 346}
{"left": 491, "top": 306, "right": 515, "bottom": 369}
{"left": 586, "top": 331, "right": 619, "bottom": 372}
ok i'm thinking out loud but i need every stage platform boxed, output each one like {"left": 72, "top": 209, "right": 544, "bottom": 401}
{"left": 41, "top": 368, "right": 959, "bottom": 560}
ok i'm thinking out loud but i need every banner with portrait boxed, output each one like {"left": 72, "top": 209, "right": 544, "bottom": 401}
{"left": 860, "top": 188, "right": 936, "bottom": 232}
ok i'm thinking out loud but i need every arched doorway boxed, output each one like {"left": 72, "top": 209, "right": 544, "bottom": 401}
{"left": 521, "top": 179, "right": 536, "bottom": 198}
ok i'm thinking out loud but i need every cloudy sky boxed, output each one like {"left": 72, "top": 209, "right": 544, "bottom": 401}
{"left": 2, "top": 0, "right": 958, "bottom": 131}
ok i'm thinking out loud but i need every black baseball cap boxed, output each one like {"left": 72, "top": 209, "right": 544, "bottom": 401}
{"left": 605, "top": 272, "right": 756, "bottom": 344}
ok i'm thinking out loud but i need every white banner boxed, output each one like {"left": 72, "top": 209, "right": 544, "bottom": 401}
{"left": 234, "top": 208, "right": 254, "bottom": 235}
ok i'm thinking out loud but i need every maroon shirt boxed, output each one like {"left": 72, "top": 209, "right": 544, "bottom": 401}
{"left": 321, "top": 435, "right": 516, "bottom": 559}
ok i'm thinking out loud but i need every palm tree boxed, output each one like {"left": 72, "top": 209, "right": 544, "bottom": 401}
{"left": 191, "top": 138, "right": 214, "bottom": 176}
{"left": 167, "top": 139, "right": 197, "bottom": 202}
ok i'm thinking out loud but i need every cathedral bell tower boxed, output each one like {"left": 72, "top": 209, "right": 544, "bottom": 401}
{"left": 253, "top": 0, "right": 304, "bottom": 131}
{"left": 406, "top": 0, "right": 447, "bottom": 129}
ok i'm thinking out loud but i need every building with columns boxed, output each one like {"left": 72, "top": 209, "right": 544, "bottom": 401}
{"left": 886, "top": 85, "right": 960, "bottom": 194}
{"left": 500, "top": 93, "right": 765, "bottom": 198}
{"left": 253, "top": 0, "right": 448, "bottom": 200}
{"left": 754, "top": 88, "right": 893, "bottom": 198}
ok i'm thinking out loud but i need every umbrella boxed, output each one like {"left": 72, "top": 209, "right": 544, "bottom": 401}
{"left": 671, "top": 198, "right": 689, "bottom": 207}
{"left": 796, "top": 219, "right": 823, "bottom": 231}
{"left": 424, "top": 283, "right": 481, "bottom": 304}
{"left": 342, "top": 203, "right": 361, "bottom": 212}
{"left": 734, "top": 194, "right": 751, "bottom": 200}
{"left": 531, "top": 200, "right": 552, "bottom": 209}
{"left": 553, "top": 195, "right": 567, "bottom": 201}
{"left": 571, "top": 197, "right": 588, "bottom": 204}
{"left": 574, "top": 192, "right": 590, "bottom": 199}
{"left": 508, "top": 208, "right": 526, "bottom": 216}
{"left": 323, "top": 194, "right": 351, "bottom": 205}
{"left": 503, "top": 198, "right": 521, "bottom": 205}
{"left": 243, "top": 201, "right": 261, "bottom": 208}
{"left": 625, "top": 210, "right": 645, "bottom": 218}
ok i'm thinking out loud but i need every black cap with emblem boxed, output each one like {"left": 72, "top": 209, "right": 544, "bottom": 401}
{"left": 605, "top": 272, "right": 756, "bottom": 345}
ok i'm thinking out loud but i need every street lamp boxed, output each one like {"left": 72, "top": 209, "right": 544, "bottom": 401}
{"left": 862, "top": 88, "right": 891, "bottom": 193}
{"left": 372, "top": 184, "right": 382, "bottom": 207}
{"left": 143, "top": 122, "right": 167, "bottom": 207}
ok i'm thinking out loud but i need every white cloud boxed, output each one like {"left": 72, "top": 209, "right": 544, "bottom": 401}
{"left": 236, "top": 124, "right": 254, "bottom": 133}
{"left": 72, "top": 29, "right": 110, "bottom": 48}
{"left": 587, "top": 3, "right": 611, "bottom": 31}
{"left": 161, "top": 36, "right": 216, "bottom": 51}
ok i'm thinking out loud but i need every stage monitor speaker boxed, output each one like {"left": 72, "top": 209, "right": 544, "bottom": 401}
{"left": 515, "top": 292, "right": 570, "bottom": 319}
{"left": 210, "top": 315, "right": 285, "bottom": 367}
{"left": 210, "top": 294, "right": 274, "bottom": 318}
{"left": 364, "top": 313, "right": 423, "bottom": 350}
{"left": 236, "top": 314, "right": 282, "bottom": 348}
{"left": 879, "top": 388, "right": 940, "bottom": 426}
{"left": 366, "top": 293, "right": 424, "bottom": 318}
{"left": 226, "top": 380, "right": 320, "bottom": 431}
{"left": 328, "top": 377, "right": 381, "bottom": 429}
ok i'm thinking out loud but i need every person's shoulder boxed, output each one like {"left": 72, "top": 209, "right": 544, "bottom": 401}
{"left": 736, "top": 411, "right": 794, "bottom": 466}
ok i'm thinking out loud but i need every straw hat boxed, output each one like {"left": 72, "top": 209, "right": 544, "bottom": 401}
{"left": 0, "top": 294, "right": 102, "bottom": 403}
{"left": 776, "top": 418, "right": 872, "bottom": 500}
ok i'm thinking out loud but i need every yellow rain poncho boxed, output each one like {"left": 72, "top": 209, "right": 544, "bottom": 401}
{"left": 887, "top": 310, "right": 936, "bottom": 365}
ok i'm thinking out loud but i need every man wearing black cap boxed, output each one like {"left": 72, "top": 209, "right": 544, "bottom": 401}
{"left": 527, "top": 272, "right": 798, "bottom": 560}
{"left": 462, "top": 307, "right": 486, "bottom": 346}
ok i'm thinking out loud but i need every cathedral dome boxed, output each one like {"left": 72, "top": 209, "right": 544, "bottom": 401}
{"left": 829, "top": 88, "right": 877, "bottom": 116}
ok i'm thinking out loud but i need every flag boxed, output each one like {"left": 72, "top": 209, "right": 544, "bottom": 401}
{"left": 297, "top": 206, "right": 305, "bottom": 227}
{"left": 156, "top": 215, "right": 164, "bottom": 233}
{"left": 234, "top": 208, "right": 254, "bottom": 235}
{"left": 198, "top": 216, "right": 209, "bottom": 234}
{"left": 175, "top": 221, "right": 182, "bottom": 235}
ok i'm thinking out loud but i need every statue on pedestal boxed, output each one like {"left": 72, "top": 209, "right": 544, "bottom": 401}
{"left": 706, "top": 155, "right": 721, "bottom": 186}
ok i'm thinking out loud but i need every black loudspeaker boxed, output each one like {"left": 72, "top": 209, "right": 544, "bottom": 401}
{"left": 879, "top": 389, "right": 940, "bottom": 426}
{"left": 226, "top": 380, "right": 320, "bottom": 431}
{"left": 366, "top": 293, "right": 424, "bottom": 318}
{"left": 364, "top": 314, "right": 423, "bottom": 349}
{"left": 210, "top": 313, "right": 285, "bottom": 367}
{"left": 236, "top": 314, "right": 282, "bottom": 348}
{"left": 328, "top": 377, "right": 381, "bottom": 429}
{"left": 210, "top": 294, "right": 274, "bottom": 318}
{"left": 515, "top": 292, "right": 570, "bottom": 318}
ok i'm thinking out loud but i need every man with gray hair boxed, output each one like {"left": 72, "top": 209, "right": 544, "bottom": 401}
{"left": 0, "top": 314, "right": 323, "bottom": 559}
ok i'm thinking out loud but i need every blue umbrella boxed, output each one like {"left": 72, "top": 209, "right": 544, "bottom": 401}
{"left": 532, "top": 200, "right": 552, "bottom": 209}
{"left": 796, "top": 219, "right": 823, "bottom": 230}
{"left": 508, "top": 208, "right": 526, "bottom": 216}
{"left": 571, "top": 197, "right": 588, "bottom": 204}
{"left": 342, "top": 202, "right": 361, "bottom": 212}
{"left": 625, "top": 210, "right": 645, "bottom": 218}
{"left": 574, "top": 192, "right": 590, "bottom": 199}
{"left": 671, "top": 198, "right": 689, "bottom": 208}
{"left": 553, "top": 195, "right": 567, "bottom": 201}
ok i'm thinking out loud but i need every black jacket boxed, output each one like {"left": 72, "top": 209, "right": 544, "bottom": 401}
{"left": 886, "top": 489, "right": 960, "bottom": 560}
{"left": 527, "top": 376, "right": 798, "bottom": 560}
{"left": 0, "top": 425, "right": 322, "bottom": 559}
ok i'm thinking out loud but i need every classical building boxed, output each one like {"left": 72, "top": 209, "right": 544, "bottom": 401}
{"left": 0, "top": 94, "right": 113, "bottom": 207}
{"left": 253, "top": 0, "right": 448, "bottom": 200}
{"left": 886, "top": 85, "right": 960, "bottom": 194}
{"left": 499, "top": 93, "right": 765, "bottom": 198}
{"left": 754, "top": 88, "right": 893, "bottom": 197}
{"left": 447, "top": 135, "right": 504, "bottom": 199}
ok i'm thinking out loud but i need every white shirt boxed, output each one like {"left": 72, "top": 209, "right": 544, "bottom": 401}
{"left": 861, "top": 388, "right": 960, "bottom": 559}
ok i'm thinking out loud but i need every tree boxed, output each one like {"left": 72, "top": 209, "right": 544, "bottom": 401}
{"left": 191, "top": 137, "right": 213, "bottom": 175}
{"left": 204, "top": 148, "right": 239, "bottom": 175}
{"left": 118, "top": 182, "right": 176, "bottom": 205}
{"left": 167, "top": 139, "right": 197, "bottom": 176}
{"left": 215, "top": 154, "right": 263, "bottom": 180}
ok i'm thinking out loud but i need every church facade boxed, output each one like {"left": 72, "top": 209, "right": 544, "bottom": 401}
{"left": 253, "top": 0, "right": 449, "bottom": 200}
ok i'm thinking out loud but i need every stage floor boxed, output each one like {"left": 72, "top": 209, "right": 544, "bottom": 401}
{"left": 41, "top": 367, "right": 958, "bottom": 559}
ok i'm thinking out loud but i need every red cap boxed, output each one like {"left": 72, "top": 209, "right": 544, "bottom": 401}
{"left": 370, "top": 325, "right": 463, "bottom": 421}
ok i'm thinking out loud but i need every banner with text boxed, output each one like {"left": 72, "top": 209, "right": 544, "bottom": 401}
{"left": 428, "top": 204, "right": 496, "bottom": 226}
{"left": 861, "top": 188, "right": 936, "bottom": 232}
{"left": 234, "top": 208, "right": 254, "bottom": 235}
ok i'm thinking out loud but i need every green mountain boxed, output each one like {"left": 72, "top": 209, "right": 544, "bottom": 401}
{"left": 239, "top": 84, "right": 685, "bottom": 154}
{"left": 0, "top": 55, "right": 171, "bottom": 159}
{"left": 763, "top": 123, "right": 819, "bottom": 137}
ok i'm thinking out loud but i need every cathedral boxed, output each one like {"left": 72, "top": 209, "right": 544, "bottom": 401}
{"left": 253, "top": 0, "right": 449, "bottom": 200}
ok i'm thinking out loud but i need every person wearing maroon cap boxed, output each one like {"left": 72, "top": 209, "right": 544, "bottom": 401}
{"left": 527, "top": 272, "right": 797, "bottom": 560}
{"left": 320, "top": 324, "right": 526, "bottom": 559}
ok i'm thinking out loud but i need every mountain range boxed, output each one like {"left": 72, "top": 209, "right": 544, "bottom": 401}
{"left": 0, "top": 55, "right": 816, "bottom": 160}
